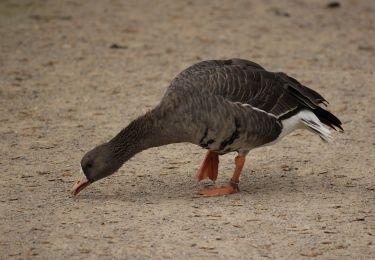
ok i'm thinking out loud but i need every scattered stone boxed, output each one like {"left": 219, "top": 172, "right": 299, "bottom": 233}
{"left": 11, "top": 156, "right": 27, "bottom": 160}
{"left": 199, "top": 246, "right": 215, "bottom": 250}
{"left": 29, "top": 15, "right": 72, "bottom": 21}
{"left": 300, "top": 250, "right": 322, "bottom": 257}
{"left": 326, "top": 2, "right": 341, "bottom": 8}
{"left": 42, "top": 61, "right": 57, "bottom": 67}
{"left": 37, "top": 171, "right": 51, "bottom": 175}
{"left": 110, "top": 44, "right": 128, "bottom": 49}
{"left": 62, "top": 171, "right": 72, "bottom": 177}
{"left": 351, "top": 217, "right": 365, "bottom": 222}
{"left": 79, "top": 248, "right": 91, "bottom": 254}
{"left": 358, "top": 45, "right": 374, "bottom": 52}
{"left": 21, "top": 174, "right": 33, "bottom": 178}
{"left": 271, "top": 7, "right": 290, "bottom": 17}
{"left": 281, "top": 165, "right": 292, "bottom": 171}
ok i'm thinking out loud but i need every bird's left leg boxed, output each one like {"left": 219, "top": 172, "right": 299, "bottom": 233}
{"left": 196, "top": 150, "right": 219, "bottom": 181}
{"left": 198, "top": 154, "right": 246, "bottom": 197}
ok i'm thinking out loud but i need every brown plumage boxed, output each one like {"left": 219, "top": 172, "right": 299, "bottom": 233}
{"left": 71, "top": 59, "right": 342, "bottom": 196}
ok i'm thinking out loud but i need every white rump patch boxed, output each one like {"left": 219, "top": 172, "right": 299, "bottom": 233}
{"left": 272, "top": 110, "right": 333, "bottom": 144}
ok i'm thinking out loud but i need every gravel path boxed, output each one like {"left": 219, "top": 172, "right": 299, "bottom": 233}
{"left": 1, "top": 0, "right": 374, "bottom": 259}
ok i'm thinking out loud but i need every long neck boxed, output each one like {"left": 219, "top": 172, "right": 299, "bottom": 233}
{"left": 107, "top": 108, "right": 185, "bottom": 164}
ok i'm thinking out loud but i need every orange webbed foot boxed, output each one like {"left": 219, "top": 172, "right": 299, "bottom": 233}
{"left": 198, "top": 181, "right": 240, "bottom": 197}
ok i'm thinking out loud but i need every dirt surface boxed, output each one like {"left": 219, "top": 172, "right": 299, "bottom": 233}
{"left": 1, "top": 0, "right": 374, "bottom": 259}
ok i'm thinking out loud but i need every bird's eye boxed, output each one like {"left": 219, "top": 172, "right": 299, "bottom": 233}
{"left": 86, "top": 163, "right": 93, "bottom": 168}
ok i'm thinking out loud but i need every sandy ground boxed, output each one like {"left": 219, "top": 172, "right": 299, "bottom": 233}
{"left": 1, "top": 0, "right": 374, "bottom": 259}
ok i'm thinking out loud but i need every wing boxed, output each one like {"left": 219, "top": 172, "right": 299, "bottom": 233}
{"left": 178, "top": 58, "right": 266, "bottom": 73}
{"left": 166, "top": 59, "right": 328, "bottom": 119}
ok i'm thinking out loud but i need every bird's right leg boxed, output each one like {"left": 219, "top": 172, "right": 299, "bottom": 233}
{"left": 196, "top": 150, "right": 219, "bottom": 181}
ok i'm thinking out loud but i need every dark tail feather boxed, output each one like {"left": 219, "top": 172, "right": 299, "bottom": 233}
{"left": 278, "top": 72, "right": 342, "bottom": 131}
{"left": 314, "top": 107, "right": 343, "bottom": 131}
{"left": 278, "top": 73, "right": 329, "bottom": 106}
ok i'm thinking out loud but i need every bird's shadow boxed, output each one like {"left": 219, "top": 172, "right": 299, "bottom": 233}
{"left": 71, "top": 169, "right": 365, "bottom": 203}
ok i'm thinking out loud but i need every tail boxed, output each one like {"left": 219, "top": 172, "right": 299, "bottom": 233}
{"left": 313, "top": 106, "right": 343, "bottom": 131}
{"left": 277, "top": 72, "right": 343, "bottom": 141}
{"left": 300, "top": 109, "right": 343, "bottom": 143}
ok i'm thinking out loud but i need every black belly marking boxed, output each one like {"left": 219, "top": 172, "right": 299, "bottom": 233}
{"left": 200, "top": 139, "right": 215, "bottom": 149}
{"left": 199, "top": 128, "right": 208, "bottom": 144}
{"left": 199, "top": 128, "right": 216, "bottom": 148}
{"left": 219, "top": 118, "right": 241, "bottom": 151}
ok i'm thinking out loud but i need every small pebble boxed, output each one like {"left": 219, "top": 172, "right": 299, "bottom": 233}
{"left": 326, "top": 2, "right": 341, "bottom": 8}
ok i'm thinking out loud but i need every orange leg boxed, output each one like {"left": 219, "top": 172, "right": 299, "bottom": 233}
{"left": 196, "top": 150, "right": 219, "bottom": 181}
{"left": 198, "top": 155, "right": 246, "bottom": 197}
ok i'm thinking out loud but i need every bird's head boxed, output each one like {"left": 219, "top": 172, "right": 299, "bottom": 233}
{"left": 70, "top": 143, "right": 123, "bottom": 196}
{"left": 70, "top": 111, "right": 168, "bottom": 196}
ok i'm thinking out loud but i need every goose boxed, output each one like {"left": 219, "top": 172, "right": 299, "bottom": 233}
{"left": 71, "top": 59, "right": 342, "bottom": 197}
